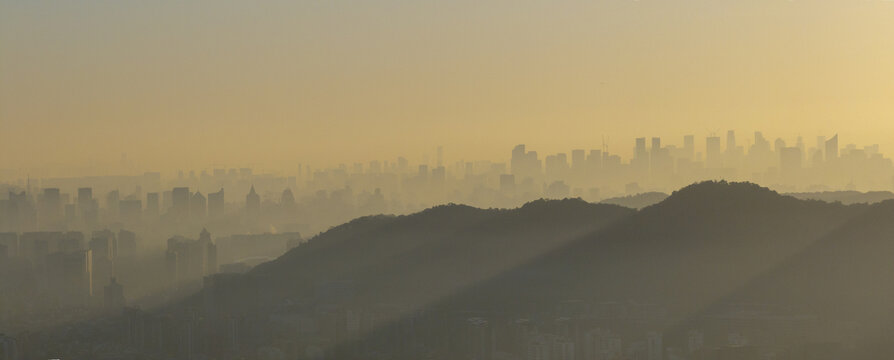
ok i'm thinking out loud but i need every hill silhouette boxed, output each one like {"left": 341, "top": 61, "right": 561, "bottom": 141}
{"left": 247, "top": 198, "right": 634, "bottom": 309}
{"left": 440, "top": 182, "right": 864, "bottom": 314}
{"left": 105, "top": 181, "right": 894, "bottom": 359}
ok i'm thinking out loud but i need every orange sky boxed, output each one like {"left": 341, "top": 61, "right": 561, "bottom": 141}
{"left": 3, "top": 1, "right": 894, "bottom": 178}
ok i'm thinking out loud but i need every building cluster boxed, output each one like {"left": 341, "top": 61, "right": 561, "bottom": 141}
{"left": 165, "top": 228, "right": 218, "bottom": 288}
{"left": 0, "top": 223, "right": 304, "bottom": 344}
{"left": 3, "top": 132, "right": 891, "bottom": 241}
{"left": 506, "top": 132, "right": 891, "bottom": 200}
{"left": 0, "top": 229, "right": 135, "bottom": 311}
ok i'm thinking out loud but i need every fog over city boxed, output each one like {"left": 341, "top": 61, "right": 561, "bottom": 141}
{"left": 6, "top": 1, "right": 894, "bottom": 360}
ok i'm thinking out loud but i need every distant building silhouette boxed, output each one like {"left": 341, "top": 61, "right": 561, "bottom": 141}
{"left": 46, "top": 249, "right": 93, "bottom": 307}
{"left": 825, "top": 134, "right": 839, "bottom": 162}
{"left": 171, "top": 187, "right": 190, "bottom": 220}
{"left": 281, "top": 188, "right": 295, "bottom": 209}
{"left": 190, "top": 192, "right": 206, "bottom": 219}
{"left": 145, "top": 192, "right": 160, "bottom": 218}
{"left": 166, "top": 229, "right": 218, "bottom": 286}
{"left": 246, "top": 186, "right": 260, "bottom": 214}
{"left": 103, "top": 277, "right": 125, "bottom": 312}
{"left": 208, "top": 188, "right": 225, "bottom": 218}
{"left": 705, "top": 136, "right": 721, "bottom": 169}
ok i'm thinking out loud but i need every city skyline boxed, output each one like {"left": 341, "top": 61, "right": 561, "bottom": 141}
{"left": 4, "top": 1, "right": 894, "bottom": 175}
{"left": 7, "top": 1, "right": 894, "bottom": 359}
{"left": 0, "top": 129, "right": 885, "bottom": 180}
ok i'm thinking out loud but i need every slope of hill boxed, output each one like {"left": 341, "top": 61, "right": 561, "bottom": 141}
{"left": 248, "top": 198, "right": 635, "bottom": 307}
{"left": 213, "top": 182, "right": 868, "bottom": 338}
{"left": 690, "top": 199, "right": 894, "bottom": 357}
{"left": 47, "top": 181, "right": 894, "bottom": 359}
{"left": 453, "top": 182, "right": 865, "bottom": 314}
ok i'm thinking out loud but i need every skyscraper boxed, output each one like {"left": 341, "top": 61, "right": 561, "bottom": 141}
{"left": 208, "top": 189, "right": 225, "bottom": 218}
{"left": 39, "top": 188, "right": 62, "bottom": 230}
{"left": 705, "top": 136, "right": 721, "bottom": 168}
{"left": 166, "top": 229, "right": 218, "bottom": 285}
{"left": 119, "top": 199, "right": 142, "bottom": 225}
{"left": 780, "top": 147, "right": 803, "bottom": 174}
{"left": 825, "top": 134, "right": 839, "bottom": 162}
{"left": 78, "top": 187, "right": 97, "bottom": 226}
{"left": 683, "top": 135, "right": 695, "bottom": 160}
{"left": 571, "top": 149, "right": 586, "bottom": 175}
{"left": 104, "top": 277, "right": 126, "bottom": 312}
{"left": 246, "top": 186, "right": 260, "bottom": 214}
{"left": 726, "top": 130, "right": 736, "bottom": 153}
{"left": 172, "top": 187, "right": 190, "bottom": 219}
{"left": 46, "top": 249, "right": 93, "bottom": 307}
{"left": 145, "top": 192, "right": 160, "bottom": 217}
{"left": 190, "top": 192, "right": 207, "bottom": 219}
{"left": 635, "top": 138, "right": 648, "bottom": 160}
{"left": 106, "top": 190, "right": 120, "bottom": 221}
{"left": 281, "top": 188, "right": 296, "bottom": 210}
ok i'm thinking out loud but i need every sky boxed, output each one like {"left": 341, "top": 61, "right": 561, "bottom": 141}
{"left": 3, "top": 0, "right": 894, "bottom": 178}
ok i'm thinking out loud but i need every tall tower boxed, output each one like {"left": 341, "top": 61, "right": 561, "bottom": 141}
{"left": 246, "top": 186, "right": 260, "bottom": 214}
{"left": 825, "top": 134, "right": 839, "bottom": 162}
{"left": 726, "top": 130, "right": 736, "bottom": 153}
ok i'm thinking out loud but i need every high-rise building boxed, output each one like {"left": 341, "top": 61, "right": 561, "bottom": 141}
{"left": 571, "top": 149, "right": 586, "bottom": 171}
{"left": 499, "top": 174, "right": 516, "bottom": 195}
{"left": 511, "top": 144, "right": 542, "bottom": 181}
{"left": 77, "top": 188, "right": 93, "bottom": 211}
{"left": 825, "top": 134, "right": 839, "bottom": 162}
{"left": 106, "top": 190, "right": 120, "bottom": 221}
{"left": 166, "top": 229, "right": 218, "bottom": 285}
{"left": 586, "top": 149, "right": 603, "bottom": 181}
{"left": 117, "top": 230, "right": 137, "bottom": 259}
{"left": 78, "top": 187, "right": 97, "bottom": 226}
{"left": 635, "top": 138, "right": 648, "bottom": 160}
{"left": 64, "top": 203, "right": 76, "bottom": 223}
{"left": 59, "top": 231, "right": 84, "bottom": 253}
{"left": 145, "top": 192, "right": 160, "bottom": 217}
{"left": 245, "top": 186, "right": 260, "bottom": 214}
{"left": 280, "top": 188, "right": 295, "bottom": 210}
{"left": 705, "top": 136, "right": 722, "bottom": 168}
{"left": 208, "top": 189, "right": 225, "bottom": 218}
{"left": 431, "top": 166, "right": 446, "bottom": 185}
{"left": 190, "top": 192, "right": 207, "bottom": 219}
{"left": 683, "top": 135, "right": 695, "bottom": 160}
{"left": 631, "top": 137, "right": 650, "bottom": 175}
{"left": 119, "top": 199, "right": 142, "bottom": 225}
{"left": 544, "top": 154, "right": 569, "bottom": 182}
{"left": 171, "top": 187, "right": 190, "bottom": 219}
{"left": 39, "top": 188, "right": 62, "bottom": 230}
{"left": 104, "top": 277, "right": 126, "bottom": 312}
{"left": 46, "top": 249, "right": 93, "bottom": 307}
{"left": 726, "top": 130, "right": 736, "bottom": 153}
{"left": 780, "top": 147, "right": 803, "bottom": 174}
{"left": 90, "top": 230, "right": 117, "bottom": 262}
{"left": 511, "top": 144, "right": 526, "bottom": 175}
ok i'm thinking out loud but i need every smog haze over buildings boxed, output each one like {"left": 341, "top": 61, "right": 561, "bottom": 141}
{"left": 5, "top": 1, "right": 894, "bottom": 360}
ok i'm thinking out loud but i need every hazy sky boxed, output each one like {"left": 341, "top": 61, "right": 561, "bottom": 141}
{"left": 3, "top": 0, "right": 894, "bottom": 177}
